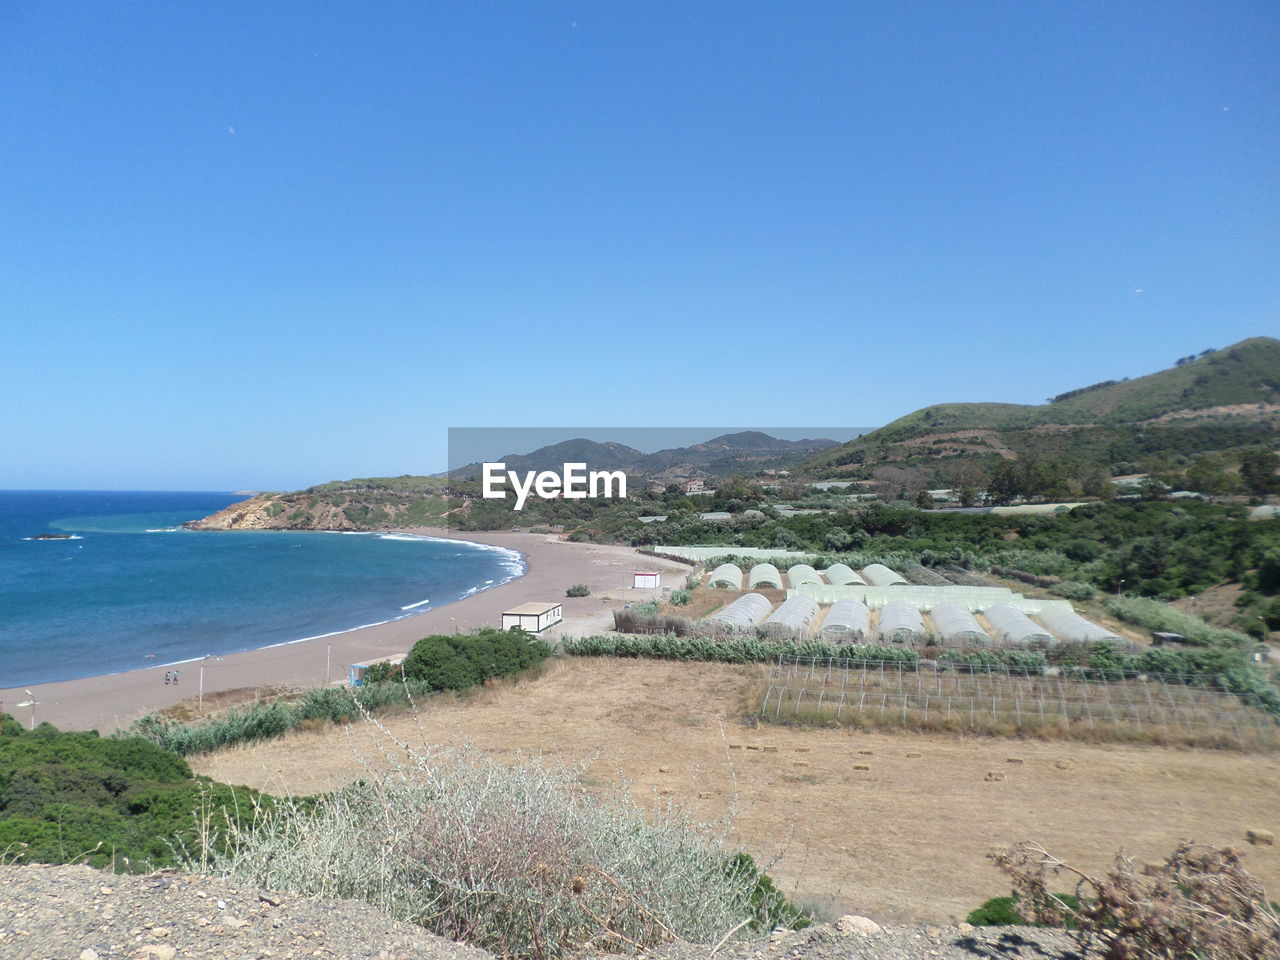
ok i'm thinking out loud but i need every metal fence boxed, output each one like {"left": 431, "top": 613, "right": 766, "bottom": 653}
{"left": 761, "top": 656, "right": 1280, "bottom": 749}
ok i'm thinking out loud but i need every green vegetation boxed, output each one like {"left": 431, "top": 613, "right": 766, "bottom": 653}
{"left": 565, "top": 583, "right": 590, "bottom": 597}
{"left": 133, "top": 629, "right": 552, "bottom": 757}
{"left": 803, "top": 337, "right": 1280, "bottom": 482}
{"left": 564, "top": 634, "right": 923, "bottom": 666}
{"left": 670, "top": 588, "right": 693, "bottom": 605}
{"left": 0, "top": 717, "right": 261, "bottom": 871}
{"left": 967, "top": 893, "right": 1080, "bottom": 928}
{"left": 399, "top": 628, "right": 551, "bottom": 690}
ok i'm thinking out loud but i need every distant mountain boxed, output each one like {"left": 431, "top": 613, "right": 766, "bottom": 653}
{"left": 486, "top": 438, "right": 645, "bottom": 475}
{"left": 803, "top": 337, "right": 1280, "bottom": 479}
{"left": 451, "top": 431, "right": 844, "bottom": 480}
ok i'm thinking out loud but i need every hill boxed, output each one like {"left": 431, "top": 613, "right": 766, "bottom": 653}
{"left": 188, "top": 431, "right": 844, "bottom": 532}
{"left": 803, "top": 337, "right": 1280, "bottom": 482}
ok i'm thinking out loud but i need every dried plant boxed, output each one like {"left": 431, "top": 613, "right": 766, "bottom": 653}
{"left": 185, "top": 718, "right": 792, "bottom": 959}
{"left": 991, "top": 840, "right": 1280, "bottom": 959}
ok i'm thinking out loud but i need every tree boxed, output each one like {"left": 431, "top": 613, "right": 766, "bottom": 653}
{"left": 1240, "top": 448, "right": 1279, "bottom": 496}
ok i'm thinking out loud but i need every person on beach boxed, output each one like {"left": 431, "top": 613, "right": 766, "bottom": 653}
{"left": 164, "top": 672, "right": 171, "bottom": 685}
{"left": 173, "top": 670, "right": 179, "bottom": 684}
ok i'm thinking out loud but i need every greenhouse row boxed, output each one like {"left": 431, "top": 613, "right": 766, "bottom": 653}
{"left": 685, "top": 591, "right": 1120, "bottom": 648}
{"left": 706, "top": 561, "right": 914, "bottom": 591}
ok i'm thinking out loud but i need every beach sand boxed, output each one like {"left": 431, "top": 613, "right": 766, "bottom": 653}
{"left": 0, "top": 529, "right": 691, "bottom": 733}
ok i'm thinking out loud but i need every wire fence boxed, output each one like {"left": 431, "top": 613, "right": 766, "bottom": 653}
{"left": 760, "top": 656, "right": 1280, "bottom": 751}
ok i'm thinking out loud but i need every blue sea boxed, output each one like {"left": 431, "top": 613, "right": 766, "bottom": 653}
{"left": 0, "top": 491, "right": 524, "bottom": 688}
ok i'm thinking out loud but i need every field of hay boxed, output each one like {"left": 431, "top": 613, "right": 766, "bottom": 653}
{"left": 192, "top": 657, "right": 1280, "bottom": 924}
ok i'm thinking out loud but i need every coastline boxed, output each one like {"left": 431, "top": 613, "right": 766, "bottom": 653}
{"left": 0, "top": 528, "right": 690, "bottom": 732}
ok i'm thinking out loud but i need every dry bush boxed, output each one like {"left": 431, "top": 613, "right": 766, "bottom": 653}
{"left": 186, "top": 714, "right": 785, "bottom": 959}
{"left": 991, "top": 840, "right": 1280, "bottom": 959}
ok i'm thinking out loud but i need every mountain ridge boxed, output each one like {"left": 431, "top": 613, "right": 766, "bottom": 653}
{"left": 804, "top": 337, "right": 1280, "bottom": 478}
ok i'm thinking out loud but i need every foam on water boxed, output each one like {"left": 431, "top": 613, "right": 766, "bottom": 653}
{"left": 0, "top": 491, "right": 527, "bottom": 688}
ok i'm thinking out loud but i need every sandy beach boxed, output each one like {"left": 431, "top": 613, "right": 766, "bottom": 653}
{"left": 0, "top": 529, "right": 691, "bottom": 733}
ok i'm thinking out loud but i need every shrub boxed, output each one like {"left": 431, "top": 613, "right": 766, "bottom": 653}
{"left": 188, "top": 740, "right": 803, "bottom": 959}
{"left": 669, "top": 589, "right": 693, "bottom": 606}
{"left": 401, "top": 628, "right": 552, "bottom": 692}
{"left": 1050, "top": 580, "right": 1097, "bottom": 601}
{"left": 0, "top": 716, "right": 261, "bottom": 872}
{"left": 991, "top": 840, "right": 1280, "bottom": 959}
{"left": 564, "top": 634, "right": 921, "bottom": 667}
{"left": 967, "top": 893, "right": 1079, "bottom": 927}
{"left": 565, "top": 584, "right": 590, "bottom": 597}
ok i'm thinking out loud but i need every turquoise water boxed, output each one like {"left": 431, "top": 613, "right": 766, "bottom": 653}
{"left": 0, "top": 491, "right": 523, "bottom": 687}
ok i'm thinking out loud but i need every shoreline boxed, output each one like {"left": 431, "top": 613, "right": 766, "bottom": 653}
{"left": 2, "top": 534, "right": 529, "bottom": 685}
{"left": 0, "top": 528, "right": 690, "bottom": 732}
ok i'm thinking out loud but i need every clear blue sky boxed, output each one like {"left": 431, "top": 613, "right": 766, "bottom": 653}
{"left": 2, "top": 2, "right": 1275, "bottom": 490}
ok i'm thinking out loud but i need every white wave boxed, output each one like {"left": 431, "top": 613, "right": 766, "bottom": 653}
{"left": 377, "top": 533, "right": 432, "bottom": 542}
{"left": 145, "top": 527, "right": 180, "bottom": 533}
{"left": 23, "top": 534, "right": 84, "bottom": 541}
{"left": 400, "top": 598, "right": 431, "bottom": 610}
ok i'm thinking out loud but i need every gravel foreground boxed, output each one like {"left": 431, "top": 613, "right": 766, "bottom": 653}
{"left": 0, "top": 864, "right": 496, "bottom": 960}
{"left": 0, "top": 864, "right": 1085, "bottom": 960}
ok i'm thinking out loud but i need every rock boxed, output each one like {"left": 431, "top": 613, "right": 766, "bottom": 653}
{"left": 957, "top": 922, "right": 975, "bottom": 934}
{"left": 925, "top": 926, "right": 941, "bottom": 938}
{"left": 98, "top": 887, "right": 112, "bottom": 896}
{"left": 835, "top": 915, "right": 881, "bottom": 936}
{"left": 1246, "top": 829, "right": 1274, "bottom": 846}
{"left": 136, "top": 947, "right": 176, "bottom": 960}
{"left": 150, "top": 927, "right": 170, "bottom": 938}
{"left": 224, "top": 916, "right": 250, "bottom": 929}
{"left": 984, "top": 771, "right": 1005, "bottom": 782}
{"left": 79, "top": 950, "right": 99, "bottom": 960}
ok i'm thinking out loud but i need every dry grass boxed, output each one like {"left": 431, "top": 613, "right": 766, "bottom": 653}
{"left": 192, "top": 657, "right": 1280, "bottom": 924}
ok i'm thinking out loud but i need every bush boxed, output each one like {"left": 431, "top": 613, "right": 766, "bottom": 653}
{"left": 669, "top": 588, "right": 693, "bottom": 606}
{"left": 401, "top": 628, "right": 551, "bottom": 692}
{"left": 0, "top": 716, "right": 262, "bottom": 872}
{"left": 565, "top": 584, "right": 590, "bottom": 597}
{"left": 967, "top": 894, "right": 1079, "bottom": 927}
{"left": 188, "top": 740, "right": 804, "bottom": 959}
{"left": 1050, "top": 580, "right": 1097, "bottom": 601}
{"left": 992, "top": 840, "right": 1280, "bottom": 959}
{"left": 564, "top": 634, "right": 921, "bottom": 667}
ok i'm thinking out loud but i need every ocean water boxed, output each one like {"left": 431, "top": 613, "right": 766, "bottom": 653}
{"left": 0, "top": 491, "right": 524, "bottom": 688}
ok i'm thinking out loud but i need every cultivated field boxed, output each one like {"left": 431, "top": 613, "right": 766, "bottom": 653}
{"left": 193, "top": 658, "right": 1280, "bottom": 924}
{"left": 761, "top": 656, "right": 1280, "bottom": 751}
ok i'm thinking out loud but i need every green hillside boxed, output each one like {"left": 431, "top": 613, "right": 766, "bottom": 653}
{"left": 806, "top": 337, "right": 1280, "bottom": 479}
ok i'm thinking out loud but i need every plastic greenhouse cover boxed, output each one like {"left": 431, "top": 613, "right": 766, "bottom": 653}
{"left": 820, "top": 598, "right": 871, "bottom": 637}
{"left": 748, "top": 563, "right": 784, "bottom": 589}
{"left": 1037, "top": 607, "right": 1120, "bottom": 643}
{"left": 762, "top": 596, "right": 820, "bottom": 638}
{"left": 862, "top": 563, "right": 908, "bottom": 587}
{"left": 707, "top": 563, "right": 744, "bottom": 589}
{"left": 708, "top": 592, "right": 774, "bottom": 630}
{"left": 930, "top": 602, "right": 991, "bottom": 646}
{"left": 877, "top": 601, "right": 924, "bottom": 641}
{"left": 786, "top": 564, "right": 823, "bottom": 587}
{"left": 985, "top": 602, "right": 1057, "bottom": 645}
{"left": 822, "top": 562, "right": 866, "bottom": 586}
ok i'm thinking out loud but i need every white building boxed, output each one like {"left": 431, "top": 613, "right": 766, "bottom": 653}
{"left": 632, "top": 571, "right": 661, "bottom": 589}
{"left": 501, "top": 602, "right": 563, "bottom": 633}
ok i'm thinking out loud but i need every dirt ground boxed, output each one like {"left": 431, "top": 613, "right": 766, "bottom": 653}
{"left": 192, "top": 658, "right": 1280, "bottom": 925}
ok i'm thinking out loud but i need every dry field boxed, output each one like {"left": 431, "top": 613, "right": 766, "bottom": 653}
{"left": 192, "top": 657, "right": 1280, "bottom": 924}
